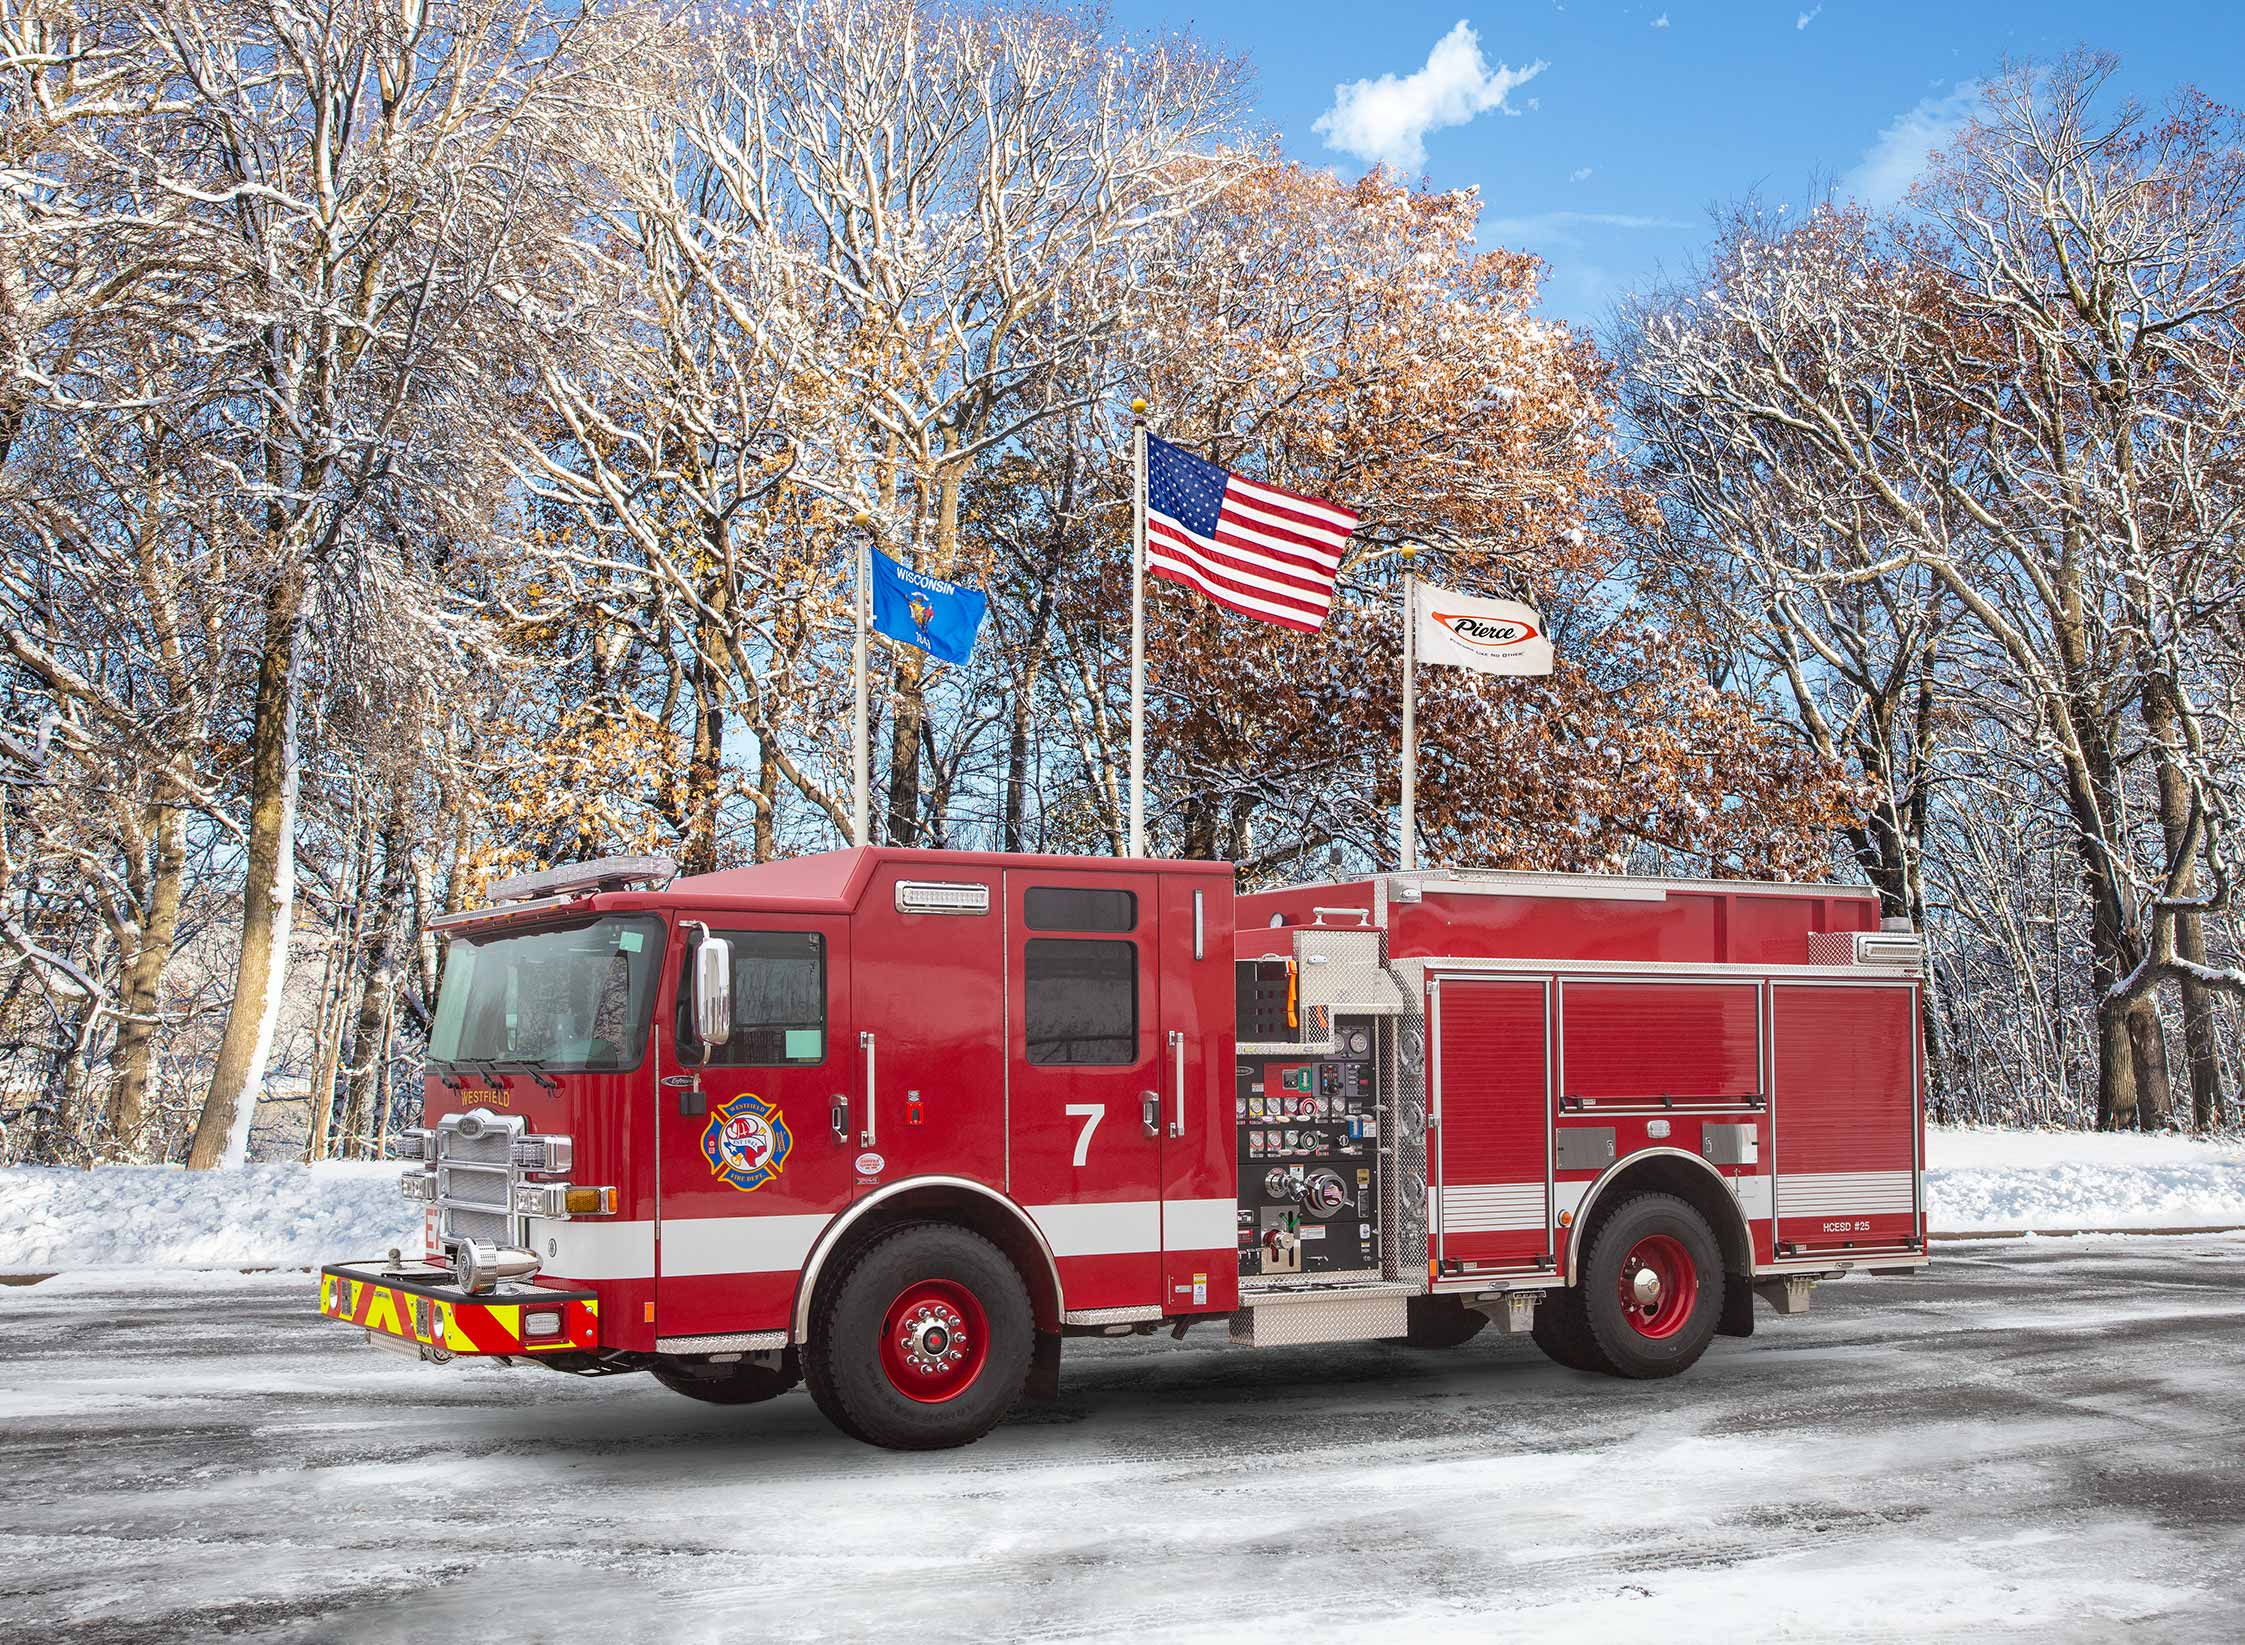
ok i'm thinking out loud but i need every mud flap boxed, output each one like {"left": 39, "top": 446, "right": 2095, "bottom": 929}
{"left": 1025, "top": 1329, "right": 1062, "bottom": 1401}
{"left": 1717, "top": 1271, "right": 1755, "bottom": 1338}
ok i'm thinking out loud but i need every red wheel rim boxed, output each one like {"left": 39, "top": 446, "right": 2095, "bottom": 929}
{"left": 879, "top": 1279, "right": 989, "bottom": 1403}
{"left": 1616, "top": 1233, "right": 1697, "bottom": 1339}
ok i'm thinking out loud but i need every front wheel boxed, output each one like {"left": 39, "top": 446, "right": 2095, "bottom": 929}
{"left": 1576, "top": 1192, "right": 1724, "bottom": 1379}
{"left": 803, "top": 1222, "right": 1033, "bottom": 1450}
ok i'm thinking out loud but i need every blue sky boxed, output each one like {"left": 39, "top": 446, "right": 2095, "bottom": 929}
{"left": 1133, "top": 1, "right": 2245, "bottom": 333}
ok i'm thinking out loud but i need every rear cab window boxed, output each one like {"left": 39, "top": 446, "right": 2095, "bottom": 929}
{"left": 1023, "top": 887, "right": 1140, "bottom": 1066}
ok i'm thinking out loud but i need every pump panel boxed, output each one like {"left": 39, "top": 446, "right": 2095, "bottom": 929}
{"left": 1235, "top": 1017, "right": 1383, "bottom": 1279}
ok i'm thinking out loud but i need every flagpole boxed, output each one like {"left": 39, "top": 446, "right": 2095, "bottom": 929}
{"left": 1400, "top": 542, "right": 1418, "bottom": 872}
{"left": 1128, "top": 399, "right": 1148, "bottom": 859}
{"left": 850, "top": 510, "right": 870, "bottom": 847}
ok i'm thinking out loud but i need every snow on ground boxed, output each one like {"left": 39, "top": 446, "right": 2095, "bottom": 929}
{"left": 3, "top": 1239, "right": 2242, "bottom": 1642}
{"left": 1925, "top": 1126, "right": 2245, "bottom": 1231}
{"left": 3, "top": 1127, "right": 2243, "bottom": 1274}
{"left": 0, "top": 1161, "right": 416, "bottom": 1274}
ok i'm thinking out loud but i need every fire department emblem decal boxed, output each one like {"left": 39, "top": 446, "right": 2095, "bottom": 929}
{"left": 701, "top": 1092, "right": 793, "bottom": 1193}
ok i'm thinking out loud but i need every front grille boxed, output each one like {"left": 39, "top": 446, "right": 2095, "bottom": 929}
{"left": 434, "top": 1109, "right": 527, "bottom": 1253}
{"left": 442, "top": 1128, "right": 515, "bottom": 1166}
{"left": 442, "top": 1205, "right": 513, "bottom": 1246}
{"left": 437, "top": 1163, "right": 511, "bottom": 1208}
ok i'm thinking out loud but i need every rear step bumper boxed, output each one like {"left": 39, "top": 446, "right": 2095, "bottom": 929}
{"left": 319, "top": 1260, "right": 599, "bottom": 1359}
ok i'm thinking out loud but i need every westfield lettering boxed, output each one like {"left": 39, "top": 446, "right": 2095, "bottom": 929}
{"left": 1433, "top": 611, "right": 1541, "bottom": 652}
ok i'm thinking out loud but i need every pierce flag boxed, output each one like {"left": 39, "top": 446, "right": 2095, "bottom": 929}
{"left": 1412, "top": 582, "right": 1554, "bottom": 676}
{"left": 867, "top": 547, "right": 987, "bottom": 666}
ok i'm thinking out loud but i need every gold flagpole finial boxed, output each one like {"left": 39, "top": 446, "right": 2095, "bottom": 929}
{"left": 1130, "top": 398, "right": 1148, "bottom": 417}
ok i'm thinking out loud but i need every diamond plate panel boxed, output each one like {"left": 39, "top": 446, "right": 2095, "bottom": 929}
{"left": 655, "top": 1330, "right": 788, "bottom": 1353}
{"left": 1227, "top": 1291, "right": 1408, "bottom": 1347}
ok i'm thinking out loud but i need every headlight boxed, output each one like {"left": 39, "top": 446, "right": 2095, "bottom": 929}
{"left": 510, "top": 1134, "right": 573, "bottom": 1174}
{"left": 400, "top": 1170, "right": 435, "bottom": 1202}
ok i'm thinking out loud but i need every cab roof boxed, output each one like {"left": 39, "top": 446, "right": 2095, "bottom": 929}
{"left": 656, "top": 847, "right": 1228, "bottom": 913}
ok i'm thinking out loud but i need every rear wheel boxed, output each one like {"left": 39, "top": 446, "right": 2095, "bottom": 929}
{"left": 1576, "top": 1193, "right": 1724, "bottom": 1379}
{"left": 650, "top": 1349, "right": 801, "bottom": 1406}
{"left": 803, "top": 1222, "right": 1033, "bottom": 1450}
{"left": 1387, "top": 1295, "right": 1488, "bottom": 1348}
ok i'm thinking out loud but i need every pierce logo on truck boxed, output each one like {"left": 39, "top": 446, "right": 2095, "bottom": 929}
{"left": 701, "top": 1092, "right": 793, "bottom": 1193}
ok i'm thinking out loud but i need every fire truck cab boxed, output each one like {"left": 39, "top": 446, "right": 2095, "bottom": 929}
{"left": 320, "top": 848, "right": 1928, "bottom": 1450}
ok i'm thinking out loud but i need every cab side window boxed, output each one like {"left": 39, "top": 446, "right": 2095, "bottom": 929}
{"left": 1022, "top": 885, "right": 1139, "bottom": 1066}
{"left": 676, "top": 929, "right": 827, "bottom": 1066}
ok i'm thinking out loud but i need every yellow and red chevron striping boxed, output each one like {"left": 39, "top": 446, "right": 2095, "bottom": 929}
{"left": 318, "top": 1270, "right": 598, "bottom": 1355}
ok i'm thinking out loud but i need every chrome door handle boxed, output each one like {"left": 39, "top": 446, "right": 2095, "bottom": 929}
{"left": 1141, "top": 1092, "right": 1160, "bottom": 1138}
{"left": 859, "top": 1031, "right": 876, "bottom": 1148}
{"left": 831, "top": 1094, "right": 849, "bottom": 1143}
{"left": 1168, "top": 1029, "right": 1186, "bottom": 1139}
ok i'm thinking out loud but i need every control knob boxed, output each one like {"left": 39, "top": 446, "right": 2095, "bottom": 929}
{"left": 1296, "top": 1169, "right": 1350, "bottom": 1218}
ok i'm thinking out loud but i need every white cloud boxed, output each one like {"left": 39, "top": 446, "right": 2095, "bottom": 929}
{"left": 1651, "top": 12, "right": 1670, "bottom": 27}
{"left": 1482, "top": 209, "right": 1694, "bottom": 249}
{"left": 1569, "top": 166, "right": 1594, "bottom": 182}
{"left": 1796, "top": 4, "right": 1822, "bottom": 27}
{"left": 1844, "top": 81, "right": 1981, "bottom": 207}
{"left": 1313, "top": 21, "right": 1548, "bottom": 171}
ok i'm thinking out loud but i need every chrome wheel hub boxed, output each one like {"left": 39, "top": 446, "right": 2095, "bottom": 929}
{"left": 1628, "top": 1264, "right": 1664, "bottom": 1307}
{"left": 896, "top": 1303, "right": 969, "bottom": 1376}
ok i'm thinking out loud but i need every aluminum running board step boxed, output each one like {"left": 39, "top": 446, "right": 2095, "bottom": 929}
{"left": 1229, "top": 1282, "right": 1413, "bottom": 1348}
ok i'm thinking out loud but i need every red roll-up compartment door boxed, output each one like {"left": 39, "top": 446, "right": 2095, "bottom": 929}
{"left": 1771, "top": 983, "right": 1920, "bottom": 1254}
{"left": 1560, "top": 980, "right": 1761, "bottom": 1104}
{"left": 1431, "top": 976, "right": 1552, "bottom": 1274}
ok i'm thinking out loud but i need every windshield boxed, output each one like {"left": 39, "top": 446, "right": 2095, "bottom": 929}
{"left": 428, "top": 915, "right": 666, "bottom": 1073}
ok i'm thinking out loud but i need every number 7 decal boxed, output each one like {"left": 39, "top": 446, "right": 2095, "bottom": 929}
{"left": 1064, "top": 1103, "right": 1105, "bottom": 1167}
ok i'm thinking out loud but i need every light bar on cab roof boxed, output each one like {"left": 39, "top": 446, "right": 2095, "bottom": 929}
{"left": 488, "top": 855, "right": 676, "bottom": 904}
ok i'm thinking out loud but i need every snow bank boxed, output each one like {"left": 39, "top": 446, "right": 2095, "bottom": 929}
{"left": 5, "top": 1128, "right": 2244, "bottom": 1273}
{"left": 0, "top": 1162, "right": 416, "bottom": 1274}
{"left": 1925, "top": 1125, "right": 2245, "bottom": 1231}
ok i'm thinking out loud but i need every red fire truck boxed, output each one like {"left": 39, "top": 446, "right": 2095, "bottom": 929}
{"left": 319, "top": 849, "right": 1928, "bottom": 1449}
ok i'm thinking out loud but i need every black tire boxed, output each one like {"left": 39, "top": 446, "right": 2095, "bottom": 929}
{"left": 802, "top": 1221, "right": 1034, "bottom": 1451}
{"left": 1387, "top": 1295, "right": 1489, "bottom": 1348}
{"left": 650, "top": 1349, "right": 801, "bottom": 1406}
{"left": 1529, "top": 1284, "right": 1614, "bottom": 1374}
{"left": 1575, "top": 1192, "right": 1724, "bottom": 1379}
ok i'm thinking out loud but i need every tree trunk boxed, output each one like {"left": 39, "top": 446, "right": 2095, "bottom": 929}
{"left": 2178, "top": 920, "right": 2226, "bottom": 1130}
{"left": 304, "top": 813, "right": 373, "bottom": 1163}
{"left": 753, "top": 737, "right": 780, "bottom": 863}
{"left": 679, "top": 555, "right": 730, "bottom": 875}
{"left": 187, "top": 569, "right": 308, "bottom": 1170}
{"left": 2125, "top": 997, "right": 2174, "bottom": 1131}
{"left": 107, "top": 799, "right": 186, "bottom": 1154}
{"left": 2094, "top": 990, "right": 2138, "bottom": 1131}
{"left": 341, "top": 809, "right": 410, "bottom": 1157}
{"left": 885, "top": 644, "right": 926, "bottom": 846}
{"left": 2142, "top": 671, "right": 2226, "bottom": 1129}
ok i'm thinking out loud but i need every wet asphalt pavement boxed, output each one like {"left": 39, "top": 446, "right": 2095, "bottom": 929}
{"left": 2, "top": 1236, "right": 2242, "bottom": 1643}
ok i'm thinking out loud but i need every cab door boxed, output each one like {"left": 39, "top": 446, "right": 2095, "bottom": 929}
{"left": 1156, "top": 872, "right": 1237, "bottom": 1315}
{"left": 1004, "top": 872, "right": 1163, "bottom": 1312}
{"left": 654, "top": 916, "right": 855, "bottom": 1340}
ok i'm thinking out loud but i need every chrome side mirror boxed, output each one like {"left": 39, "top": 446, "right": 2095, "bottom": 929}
{"left": 692, "top": 931, "right": 733, "bottom": 1056}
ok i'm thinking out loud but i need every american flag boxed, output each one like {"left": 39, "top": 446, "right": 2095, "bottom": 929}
{"left": 1143, "top": 434, "right": 1357, "bottom": 633}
